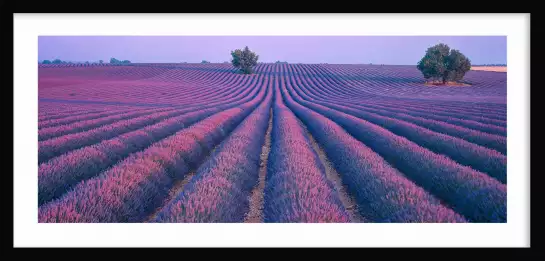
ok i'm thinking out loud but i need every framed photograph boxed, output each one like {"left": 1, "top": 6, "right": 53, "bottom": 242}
{"left": 10, "top": 13, "right": 532, "bottom": 248}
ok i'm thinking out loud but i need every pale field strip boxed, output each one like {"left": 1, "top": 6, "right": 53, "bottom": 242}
{"left": 471, "top": 66, "right": 507, "bottom": 73}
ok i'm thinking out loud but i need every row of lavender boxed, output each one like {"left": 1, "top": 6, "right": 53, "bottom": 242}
{"left": 283, "top": 65, "right": 507, "bottom": 183}
{"left": 38, "top": 74, "right": 262, "bottom": 132}
{"left": 38, "top": 79, "right": 270, "bottom": 222}
{"left": 279, "top": 73, "right": 507, "bottom": 222}
{"left": 39, "top": 64, "right": 506, "bottom": 109}
{"left": 152, "top": 68, "right": 506, "bottom": 222}
{"left": 287, "top": 64, "right": 506, "bottom": 115}
{"left": 38, "top": 73, "right": 266, "bottom": 163}
{"left": 38, "top": 63, "right": 507, "bottom": 222}
{"left": 152, "top": 80, "right": 274, "bottom": 222}
{"left": 38, "top": 73, "right": 266, "bottom": 206}
{"left": 39, "top": 64, "right": 269, "bottom": 106}
{"left": 321, "top": 64, "right": 506, "bottom": 101}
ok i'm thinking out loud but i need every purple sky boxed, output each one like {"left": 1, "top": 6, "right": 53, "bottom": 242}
{"left": 38, "top": 36, "right": 506, "bottom": 65}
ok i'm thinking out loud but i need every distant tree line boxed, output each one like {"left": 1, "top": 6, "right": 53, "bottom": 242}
{"left": 41, "top": 59, "right": 64, "bottom": 64}
{"left": 110, "top": 58, "right": 131, "bottom": 64}
{"left": 40, "top": 58, "right": 130, "bottom": 65}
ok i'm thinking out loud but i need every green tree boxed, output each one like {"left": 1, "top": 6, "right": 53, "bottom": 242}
{"left": 99, "top": 60, "right": 103, "bottom": 64}
{"left": 52, "top": 59, "right": 62, "bottom": 64}
{"left": 445, "top": 49, "right": 471, "bottom": 82}
{"left": 110, "top": 58, "right": 120, "bottom": 64}
{"left": 42, "top": 60, "right": 51, "bottom": 64}
{"left": 201, "top": 60, "right": 210, "bottom": 64}
{"left": 417, "top": 43, "right": 471, "bottom": 84}
{"left": 231, "top": 46, "right": 259, "bottom": 74}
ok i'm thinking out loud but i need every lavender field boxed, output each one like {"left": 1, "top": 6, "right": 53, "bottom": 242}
{"left": 38, "top": 63, "right": 507, "bottom": 223}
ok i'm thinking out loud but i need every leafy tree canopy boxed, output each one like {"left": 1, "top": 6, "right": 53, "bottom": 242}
{"left": 231, "top": 46, "right": 259, "bottom": 74}
{"left": 417, "top": 43, "right": 471, "bottom": 84}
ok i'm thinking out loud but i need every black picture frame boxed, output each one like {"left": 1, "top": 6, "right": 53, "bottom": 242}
{"left": 4, "top": 8, "right": 538, "bottom": 252}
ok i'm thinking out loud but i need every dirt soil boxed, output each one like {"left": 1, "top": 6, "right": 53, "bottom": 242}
{"left": 244, "top": 108, "right": 273, "bottom": 223}
{"left": 424, "top": 81, "right": 472, "bottom": 87}
{"left": 302, "top": 122, "right": 365, "bottom": 223}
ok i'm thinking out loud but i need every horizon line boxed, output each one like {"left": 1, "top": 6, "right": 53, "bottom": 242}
{"left": 38, "top": 61, "right": 416, "bottom": 66}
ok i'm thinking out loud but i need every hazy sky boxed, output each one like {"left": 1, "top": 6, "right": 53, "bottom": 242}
{"left": 38, "top": 36, "right": 506, "bottom": 65}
